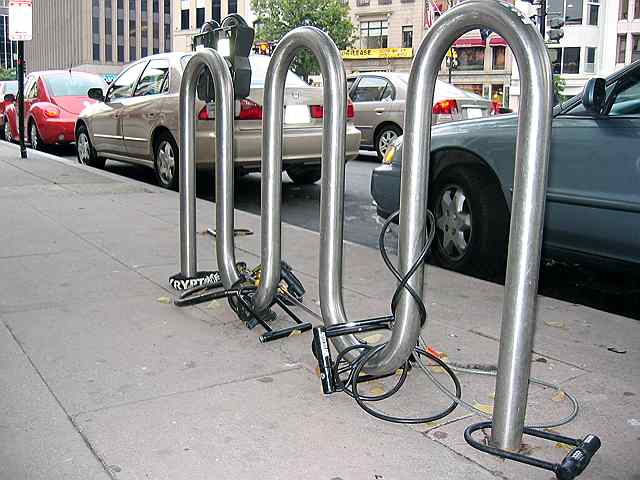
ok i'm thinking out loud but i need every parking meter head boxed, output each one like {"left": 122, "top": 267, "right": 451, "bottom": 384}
{"left": 215, "top": 14, "right": 254, "bottom": 99}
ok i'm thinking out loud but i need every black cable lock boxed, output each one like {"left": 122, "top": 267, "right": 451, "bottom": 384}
{"left": 464, "top": 421, "right": 601, "bottom": 480}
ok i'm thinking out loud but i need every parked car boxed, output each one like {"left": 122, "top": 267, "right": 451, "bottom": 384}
{"left": 371, "top": 60, "right": 640, "bottom": 275}
{"left": 4, "top": 71, "right": 107, "bottom": 148}
{"left": 348, "top": 72, "right": 494, "bottom": 159}
{"left": 0, "top": 80, "right": 17, "bottom": 139}
{"left": 76, "top": 53, "right": 361, "bottom": 189}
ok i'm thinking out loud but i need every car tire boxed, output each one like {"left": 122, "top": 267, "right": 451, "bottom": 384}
{"left": 29, "top": 120, "right": 45, "bottom": 151}
{"left": 429, "top": 166, "right": 509, "bottom": 278}
{"left": 3, "top": 117, "right": 12, "bottom": 142}
{"left": 375, "top": 124, "right": 402, "bottom": 160}
{"left": 286, "top": 164, "right": 321, "bottom": 185}
{"left": 153, "top": 131, "right": 179, "bottom": 190}
{"left": 76, "top": 125, "right": 105, "bottom": 168}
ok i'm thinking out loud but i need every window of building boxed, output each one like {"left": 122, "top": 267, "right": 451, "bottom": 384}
{"left": 585, "top": 47, "right": 596, "bottom": 73}
{"left": 181, "top": 10, "right": 189, "bottom": 30}
{"left": 491, "top": 84, "right": 504, "bottom": 106}
{"left": 117, "top": 0, "right": 125, "bottom": 62}
{"left": 92, "top": 0, "right": 100, "bottom": 62}
{"left": 360, "top": 20, "right": 388, "bottom": 49}
{"left": 356, "top": 0, "right": 370, "bottom": 6}
{"left": 587, "top": 0, "right": 599, "bottom": 26}
{"left": 400, "top": 0, "right": 415, "bottom": 3}
{"left": 153, "top": 0, "right": 160, "bottom": 54}
{"left": 632, "top": 34, "right": 640, "bottom": 62}
{"left": 549, "top": 47, "right": 580, "bottom": 74}
{"left": 457, "top": 47, "right": 484, "bottom": 70}
{"left": 492, "top": 46, "right": 505, "bottom": 70}
{"left": 196, "top": 8, "right": 205, "bottom": 28}
{"left": 134, "top": 59, "right": 170, "bottom": 96}
{"left": 141, "top": 0, "right": 148, "bottom": 57}
{"left": 229, "top": 0, "right": 238, "bottom": 13}
{"left": 456, "top": 84, "right": 483, "bottom": 96}
{"left": 212, "top": 0, "right": 221, "bottom": 23}
{"left": 547, "top": 0, "right": 582, "bottom": 25}
{"left": 129, "top": 0, "right": 137, "bottom": 61}
{"left": 351, "top": 76, "right": 393, "bottom": 102}
{"left": 379, "top": 0, "right": 392, "bottom": 5}
{"left": 164, "top": 0, "right": 172, "bottom": 52}
{"left": 635, "top": 0, "right": 640, "bottom": 19}
{"left": 105, "top": 1, "right": 113, "bottom": 62}
{"left": 617, "top": 34, "right": 627, "bottom": 63}
{"left": 620, "top": 0, "right": 629, "bottom": 19}
{"left": 402, "top": 26, "right": 413, "bottom": 48}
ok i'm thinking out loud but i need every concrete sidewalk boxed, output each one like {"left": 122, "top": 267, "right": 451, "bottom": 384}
{"left": 0, "top": 142, "right": 637, "bottom": 480}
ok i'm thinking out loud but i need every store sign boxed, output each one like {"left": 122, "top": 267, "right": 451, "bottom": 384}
{"left": 341, "top": 48, "right": 413, "bottom": 60}
{"left": 9, "top": 0, "right": 32, "bottom": 41}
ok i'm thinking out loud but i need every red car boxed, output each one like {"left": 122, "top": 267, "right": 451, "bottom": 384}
{"left": 4, "top": 71, "right": 107, "bottom": 149}
{"left": 0, "top": 80, "right": 18, "bottom": 139}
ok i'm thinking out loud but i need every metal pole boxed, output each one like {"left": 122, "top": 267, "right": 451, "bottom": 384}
{"left": 178, "top": 49, "right": 236, "bottom": 282}
{"left": 397, "top": 0, "right": 552, "bottom": 450}
{"left": 17, "top": 40, "right": 26, "bottom": 159}
{"left": 539, "top": 0, "right": 546, "bottom": 37}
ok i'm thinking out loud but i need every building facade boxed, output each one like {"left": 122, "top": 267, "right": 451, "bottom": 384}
{"left": 172, "top": 0, "right": 254, "bottom": 53}
{"left": 343, "top": 0, "right": 513, "bottom": 107}
{"left": 24, "top": 0, "right": 172, "bottom": 76}
{"left": 0, "top": 0, "right": 18, "bottom": 70}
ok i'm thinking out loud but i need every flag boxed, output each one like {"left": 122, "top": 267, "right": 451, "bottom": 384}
{"left": 424, "top": 0, "right": 443, "bottom": 28}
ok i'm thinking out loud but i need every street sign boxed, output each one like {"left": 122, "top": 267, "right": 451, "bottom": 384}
{"left": 9, "top": 0, "right": 32, "bottom": 41}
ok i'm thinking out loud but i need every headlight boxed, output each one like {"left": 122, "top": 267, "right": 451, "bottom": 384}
{"left": 383, "top": 145, "right": 396, "bottom": 165}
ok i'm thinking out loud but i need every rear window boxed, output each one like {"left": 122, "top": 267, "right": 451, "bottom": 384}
{"left": 44, "top": 74, "right": 107, "bottom": 97}
{"left": 180, "top": 54, "right": 308, "bottom": 87}
{"left": 3, "top": 81, "right": 17, "bottom": 94}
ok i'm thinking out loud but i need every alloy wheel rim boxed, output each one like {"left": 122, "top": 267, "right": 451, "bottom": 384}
{"left": 379, "top": 130, "right": 398, "bottom": 156}
{"left": 157, "top": 141, "right": 175, "bottom": 185}
{"left": 31, "top": 124, "right": 38, "bottom": 149}
{"left": 77, "top": 133, "right": 90, "bottom": 164}
{"left": 435, "top": 184, "right": 472, "bottom": 262}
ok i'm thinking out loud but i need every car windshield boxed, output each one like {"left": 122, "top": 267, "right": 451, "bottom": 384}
{"left": 3, "top": 81, "right": 17, "bottom": 94}
{"left": 44, "top": 73, "right": 106, "bottom": 97}
{"left": 180, "top": 54, "right": 308, "bottom": 87}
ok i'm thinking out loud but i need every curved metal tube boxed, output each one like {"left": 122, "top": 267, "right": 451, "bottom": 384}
{"left": 179, "top": 48, "right": 240, "bottom": 288}
{"left": 398, "top": 1, "right": 552, "bottom": 451}
{"left": 252, "top": 27, "right": 353, "bottom": 331}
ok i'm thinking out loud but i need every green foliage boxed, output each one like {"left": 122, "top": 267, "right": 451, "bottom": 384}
{"left": 251, "top": 0, "right": 355, "bottom": 80}
{"left": 0, "top": 68, "right": 17, "bottom": 81}
{"left": 553, "top": 74, "right": 566, "bottom": 103}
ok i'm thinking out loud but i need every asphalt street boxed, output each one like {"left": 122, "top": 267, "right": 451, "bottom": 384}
{"left": 49, "top": 144, "right": 640, "bottom": 320}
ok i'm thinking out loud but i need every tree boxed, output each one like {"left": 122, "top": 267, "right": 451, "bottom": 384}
{"left": 553, "top": 74, "right": 566, "bottom": 105}
{"left": 0, "top": 68, "right": 16, "bottom": 81}
{"left": 251, "top": 0, "right": 355, "bottom": 81}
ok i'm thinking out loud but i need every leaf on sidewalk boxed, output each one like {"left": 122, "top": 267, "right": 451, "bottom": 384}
{"left": 473, "top": 402, "right": 494, "bottom": 415}
{"left": 363, "top": 333, "right": 384, "bottom": 345}
{"left": 543, "top": 319, "right": 565, "bottom": 328}
{"left": 157, "top": 296, "right": 171, "bottom": 304}
{"left": 552, "top": 390, "right": 566, "bottom": 402}
{"left": 369, "top": 383, "right": 386, "bottom": 396}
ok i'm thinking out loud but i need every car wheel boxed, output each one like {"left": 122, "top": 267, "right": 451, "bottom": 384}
{"left": 286, "top": 165, "right": 321, "bottom": 185}
{"left": 76, "top": 125, "right": 105, "bottom": 168}
{"left": 29, "top": 121, "right": 44, "bottom": 151}
{"left": 375, "top": 124, "right": 402, "bottom": 160}
{"left": 3, "top": 118, "right": 12, "bottom": 142}
{"left": 429, "top": 166, "right": 509, "bottom": 278}
{"left": 154, "top": 132, "right": 179, "bottom": 190}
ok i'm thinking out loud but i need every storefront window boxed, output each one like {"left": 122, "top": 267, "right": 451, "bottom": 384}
{"left": 491, "top": 84, "right": 504, "bottom": 106}
{"left": 360, "top": 20, "right": 388, "bottom": 49}
{"left": 455, "top": 84, "right": 483, "bottom": 96}
{"left": 492, "top": 46, "right": 505, "bottom": 70}
{"left": 457, "top": 47, "right": 484, "bottom": 70}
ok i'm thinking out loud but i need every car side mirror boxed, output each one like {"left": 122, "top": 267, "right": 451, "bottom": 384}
{"left": 581, "top": 77, "right": 606, "bottom": 114}
{"left": 87, "top": 88, "right": 105, "bottom": 102}
{"left": 4, "top": 93, "right": 15, "bottom": 102}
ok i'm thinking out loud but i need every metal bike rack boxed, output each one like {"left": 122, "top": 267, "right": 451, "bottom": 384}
{"left": 170, "top": 48, "right": 240, "bottom": 290}
{"left": 400, "top": 0, "right": 553, "bottom": 452}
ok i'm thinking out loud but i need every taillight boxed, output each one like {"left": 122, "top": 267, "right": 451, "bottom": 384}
{"left": 198, "top": 105, "right": 212, "bottom": 121}
{"left": 309, "top": 103, "right": 354, "bottom": 119}
{"left": 237, "top": 98, "right": 262, "bottom": 120}
{"left": 347, "top": 102, "right": 354, "bottom": 118}
{"left": 432, "top": 99, "right": 458, "bottom": 115}
{"left": 310, "top": 105, "right": 323, "bottom": 118}
{"left": 43, "top": 107, "right": 60, "bottom": 118}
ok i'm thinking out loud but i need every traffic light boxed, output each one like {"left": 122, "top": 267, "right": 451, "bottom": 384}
{"left": 547, "top": 16, "right": 565, "bottom": 42}
{"left": 254, "top": 41, "right": 271, "bottom": 56}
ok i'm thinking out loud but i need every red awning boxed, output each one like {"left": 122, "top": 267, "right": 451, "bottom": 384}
{"left": 453, "top": 35, "right": 507, "bottom": 47}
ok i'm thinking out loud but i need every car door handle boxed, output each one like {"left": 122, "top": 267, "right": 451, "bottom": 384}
{"left": 375, "top": 108, "right": 385, "bottom": 114}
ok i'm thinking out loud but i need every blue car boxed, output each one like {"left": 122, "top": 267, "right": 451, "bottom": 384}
{"left": 371, "top": 60, "right": 640, "bottom": 276}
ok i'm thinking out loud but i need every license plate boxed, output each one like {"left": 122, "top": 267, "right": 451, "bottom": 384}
{"left": 466, "top": 108, "right": 483, "bottom": 119}
{"left": 284, "top": 105, "right": 311, "bottom": 124}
